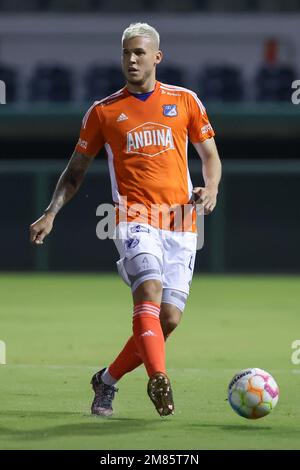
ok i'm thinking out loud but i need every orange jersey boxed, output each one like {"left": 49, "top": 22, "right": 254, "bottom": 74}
{"left": 75, "top": 81, "right": 215, "bottom": 231}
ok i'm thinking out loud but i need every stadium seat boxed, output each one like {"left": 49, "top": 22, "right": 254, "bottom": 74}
{"left": 198, "top": 65, "right": 244, "bottom": 102}
{"left": 156, "top": 65, "right": 185, "bottom": 87}
{"left": 28, "top": 64, "right": 73, "bottom": 102}
{"left": 0, "top": 63, "right": 18, "bottom": 102}
{"left": 84, "top": 65, "right": 124, "bottom": 101}
{"left": 38, "top": 0, "right": 91, "bottom": 11}
{"left": 88, "top": 0, "right": 154, "bottom": 12}
{"left": 255, "top": 64, "right": 296, "bottom": 101}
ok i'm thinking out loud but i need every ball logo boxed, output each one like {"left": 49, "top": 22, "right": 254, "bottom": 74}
{"left": 127, "top": 122, "right": 174, "bottom": 157}
{"left": 228, "top": 369, "right": 252, "bottom": 391}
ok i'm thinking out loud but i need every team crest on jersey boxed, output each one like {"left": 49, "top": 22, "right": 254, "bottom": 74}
{"left": 162, "top": 104, "right": 178, "bottom": 117}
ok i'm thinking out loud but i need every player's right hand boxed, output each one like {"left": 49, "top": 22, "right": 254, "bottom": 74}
{"left": 29, "top": 213, "right": 55, "bottom": 245}
{"left": 189, "top": 186, "right": 218, "bottom": 215}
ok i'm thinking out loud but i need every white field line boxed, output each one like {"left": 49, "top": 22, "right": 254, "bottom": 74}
{"left": 0, "top": 365, "right": 299, "bottom": 374}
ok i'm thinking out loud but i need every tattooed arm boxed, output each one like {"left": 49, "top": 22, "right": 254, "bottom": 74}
{"left": 30, "top": 151, "right": 93, "bottom": 245}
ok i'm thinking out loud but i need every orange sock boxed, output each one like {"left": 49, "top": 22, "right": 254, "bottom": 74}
{"left": 133, "top": 301, "right": 166, "bottom": 377}
{"left": 108, "top": 330, "right": 171, "bottom": 381}
{"left": 108, "top": 336, "right": 143, "bottom": 381}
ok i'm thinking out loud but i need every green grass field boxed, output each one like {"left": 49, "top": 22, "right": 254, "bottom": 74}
{"left": 0, "top": 274, "right": 299, "bottom": 450}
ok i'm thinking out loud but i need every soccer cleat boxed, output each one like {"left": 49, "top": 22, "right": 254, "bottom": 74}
{"left": 90, "top": 368, "right": 118, "bottom": 417}
{"left": 147, "top": 372, "right": 174, "bottom": 417}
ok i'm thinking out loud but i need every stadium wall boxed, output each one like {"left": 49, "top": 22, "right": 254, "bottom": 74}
{"left": 1, "top": 160, "right": 299, "bottom": 274}
{"left": 0, "top": 14, "right": 299, "bottom": 99}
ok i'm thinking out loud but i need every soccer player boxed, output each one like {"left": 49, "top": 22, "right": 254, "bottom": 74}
{"left": 30, "top": 23, "right": 222, "bottom": 417}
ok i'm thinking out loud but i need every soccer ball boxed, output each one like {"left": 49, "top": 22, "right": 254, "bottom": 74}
{"left": 228, "top": 368, "right": 279, "bottom": 419}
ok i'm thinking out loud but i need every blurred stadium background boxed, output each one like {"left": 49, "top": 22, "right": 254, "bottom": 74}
{"left": 1, "top": 1, "right": 300, "bottom": 451}
{"left": 1, "top": 1, "right": 300, "bottom": 273}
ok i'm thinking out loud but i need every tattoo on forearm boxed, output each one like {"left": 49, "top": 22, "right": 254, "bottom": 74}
{"left": 45, "top": 152, "right": 92, "bottom": 216}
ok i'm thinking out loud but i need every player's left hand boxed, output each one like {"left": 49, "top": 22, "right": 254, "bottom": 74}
{"left": 189, "top": 186, "right": 218, "bottom": 215}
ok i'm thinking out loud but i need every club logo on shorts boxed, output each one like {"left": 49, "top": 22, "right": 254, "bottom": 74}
{"left": 162, "top": 104, "right": 178, "bottom": 117}
{"left": 130, "top": 225, "right": 150, "bottom": 234}
{"left": 125, "top": 238, "right": 139, "bottom": 249}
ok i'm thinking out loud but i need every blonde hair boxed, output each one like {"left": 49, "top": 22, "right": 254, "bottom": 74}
{"left": 122, "top": 23, "right": 160, "bottom": 49}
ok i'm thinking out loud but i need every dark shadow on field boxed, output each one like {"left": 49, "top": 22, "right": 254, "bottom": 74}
{"left": 188, "top": 423, "right": 272, "bottom": 431}
{"left": 0, "top": 415, "right": 163, "bottom": 441}
{"left": 220, "top": 425, "right": 272, "bottom": 431}
{"left": 0, "top": 411, "right": 84, "bottom": 419}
